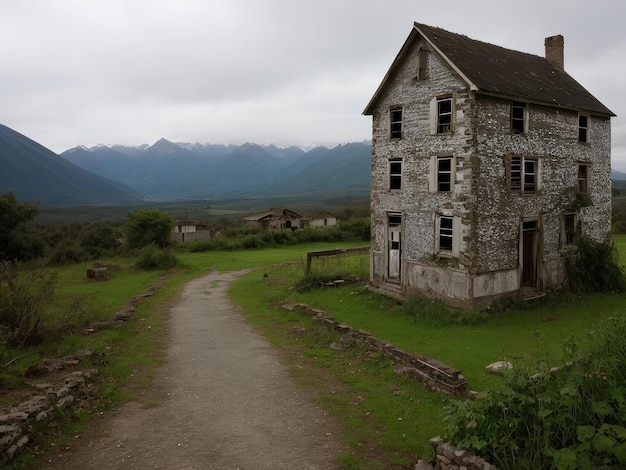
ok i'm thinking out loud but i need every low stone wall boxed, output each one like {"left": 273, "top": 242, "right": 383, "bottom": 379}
{"left": 281, "top": 302, "right": 468, "bottom": 396}
{"left": 414, "top": 437, "right": 498, "bottom": 470}
{"left": 0, "top": 368, "right": 97, "bottom": 463}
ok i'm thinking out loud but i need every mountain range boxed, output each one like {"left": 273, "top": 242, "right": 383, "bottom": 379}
{"left": 0, "top": 123, "right": 372, "bottom": 206}
{"left": 3, "top": 122, "right": 625, "bottom": 207}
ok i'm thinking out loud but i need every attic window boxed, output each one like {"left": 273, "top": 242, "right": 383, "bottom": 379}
{"left": 418, "top": 48, "right": 429, "bottom": 80}
{"left": 578, "top": 114, "right": 590, "bottom": 143}
{"left": 390, "top": 107, "right": 403, "bottom": 139}
{"left": 437, "top": 97, "right": 452, "bottom": 133}
{"left": 511, "top": 101, "right": 527, "bottom": 134}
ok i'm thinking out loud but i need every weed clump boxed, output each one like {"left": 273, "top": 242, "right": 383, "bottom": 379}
{"left": 135, "top": 245, "right": 178, "bottom": 271}
{"left": 398, "top": 295, "right": 489, "bottom": 327}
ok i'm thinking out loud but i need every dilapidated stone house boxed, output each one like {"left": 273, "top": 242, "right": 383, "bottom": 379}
{"left": 364, "top": 22, "right": 614, "bottom": 308}
{"left": 243, "top": 208, "right": 303, "bottom": 231}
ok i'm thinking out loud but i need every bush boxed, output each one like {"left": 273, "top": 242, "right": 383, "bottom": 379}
{"left": 0, "top": 261, "right": 57, "bottom": 347}
{"left": 568, "top": 237, "right": 625, "bottom": 293}
{"left": 135, "top": 245, "right": 178, "bottom": 271}
{"left": 444, "top": 316, "right": 626, "bottom": 469}
{"left": 126, "top": 209, "right": 174, "bottom": 249}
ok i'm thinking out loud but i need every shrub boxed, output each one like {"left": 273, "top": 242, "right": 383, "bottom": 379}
{"left": 125, "top": 209, "right": 174, "bottom": 249}
{"left": 135, "top": 245, "right": 179, "bottom": 271}
{"left": 567, "top": 237, "right": 625, "bottom": 293}
{"left": 0, "top": 261, "right": 57, "bottom": 347}
{"left": 444, "top": 316, "right": 626, "bottom": 469}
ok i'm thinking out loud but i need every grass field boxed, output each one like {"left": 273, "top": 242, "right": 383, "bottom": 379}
{"left": 3, "top": 237, "right": 626, "bottom": 468}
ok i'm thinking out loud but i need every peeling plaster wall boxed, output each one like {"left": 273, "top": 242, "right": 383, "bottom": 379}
{"left": 369, "top": 38, "right": 612, "bottom": 306}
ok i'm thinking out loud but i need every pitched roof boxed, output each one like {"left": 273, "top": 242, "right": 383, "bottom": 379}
{"left": 243, "top": 208, "right": 303, "bottom": 222}
{"left": 364, "top": 22, "right": 614, "bottom": 117}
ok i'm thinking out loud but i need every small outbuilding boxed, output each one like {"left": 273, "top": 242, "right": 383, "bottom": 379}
{"left": 243, "top": 208, "right": 303, "bottom": 231}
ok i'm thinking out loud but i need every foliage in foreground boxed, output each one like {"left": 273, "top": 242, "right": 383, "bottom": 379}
{"left": 0, "top": 261, "right": 57, "bottom": 347}
{"left": 444, "top": 316, "right": 626, "bottom": 470}
{"left": 568, "top": 237, "right": 625, "bottom": 293}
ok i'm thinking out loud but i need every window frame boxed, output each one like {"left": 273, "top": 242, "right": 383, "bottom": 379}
{"left": 437, "top": 215, "right": 454, "bottom": 253}
{"left": 509, "top": 156, "right": 539, "bottom": 194}
{"left": 437, "top": 156, "right": 453, "bottom": 192}
{"left": 561, "top": 213, "right": 577, "bottom": 249}
{"left": 389, "top": 159, "right": 402, "bottom": 190}
{"left": 437, "top": 96, "right": 453, "bottom": 134}
{"left": 390, "top": 107, "right": 403, "bottom": 140}
{"left": 511, "top": 101, "right": 527, "bottom": 134}
{"left": 577, "top": 163, "right": 590, "bottom": 194}
{"left": 578, "top": 113, "right": 590, "bottom": 143}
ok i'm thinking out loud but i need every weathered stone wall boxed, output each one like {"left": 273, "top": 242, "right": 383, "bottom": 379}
{"left": 282, "top": 301, "right": 468, "bottom": 396}
{"left": 0, "top": 368, "right": 97, "bottom": 463}
{"left": 414, "top": 437, "right": 498, "bottom": 470}
{"left": 370, "top": 37, "right": 474, "bottom": 300}
{"left": 368, "top": 34, "right": 612, "bottom": 306}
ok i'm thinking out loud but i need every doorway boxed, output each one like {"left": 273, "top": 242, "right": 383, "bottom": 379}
{"left": 521, "top": 220, "right": 539, "bottom": 287}
{"left": 387, "top": 214, "right": 402, "bottom": 282}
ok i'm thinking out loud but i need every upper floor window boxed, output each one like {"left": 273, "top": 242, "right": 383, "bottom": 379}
{"left": 389, "top": 160, "right": 402, "bottom": 190}
{"left": 578, "top": 114, "right": 590, "bottom": 143}
{"left": 437, "top": 97, "right": 452, "bottom": 134}
{"left": 511, "top": 101, "right": 527, "bottom": 134}
{"left": 578, "top": 163, "right": 590, "bottom": 193}
{"left": 418, "top": 49, "right": 429, "bottom": 80}
{"left": 510, "top": 156, "right": 538, "bottom": 194}
{"left": 390, "top": 107, "right": 403, "bottom": 139}
{"left": 437, "top": 156, "right": 453, "bottom": 192}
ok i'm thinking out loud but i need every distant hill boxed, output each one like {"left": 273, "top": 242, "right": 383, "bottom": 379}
{"left": 62, "top": 139, "right": 371, "bottom": 200}
{"left": 612, "top": 169, "right": 626, "bottom": 181}
{"left": 0, "top": 124, "right": 141, "bottom": 205}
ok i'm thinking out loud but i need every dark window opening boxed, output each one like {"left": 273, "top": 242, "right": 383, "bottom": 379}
{"left": 437, "top": 157, "right": 452, "bottom": 192}
{"left": 389, "top": 161, "right": 402, "bottom": 190}
{"left": 578, "top": 115, "right": 589, "bottom": 143}
{"left": 564, "top": 214, "right": 576, "bottom": 246}
{"left": 511, "top": 101, "right": 526, "bottom": 134}
{"left": 390, "top": 108, "right": 403, "bottom": 139}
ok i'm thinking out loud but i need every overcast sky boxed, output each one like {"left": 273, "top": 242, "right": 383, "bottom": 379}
{"left": 2, "top": 0, "right": 626, "bottom": 169}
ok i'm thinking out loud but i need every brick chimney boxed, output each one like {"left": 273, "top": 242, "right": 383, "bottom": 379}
{"left": 545, "top": 35, "right": 564, "bottom": 70}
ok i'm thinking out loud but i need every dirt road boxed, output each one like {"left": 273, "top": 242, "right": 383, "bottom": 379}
{"left": 41, "top": 270, "right": 344, "bottom": 469}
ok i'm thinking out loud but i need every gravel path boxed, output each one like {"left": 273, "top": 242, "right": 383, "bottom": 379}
{"left": 41, "top": 269, "right": 344, "bottom": 469}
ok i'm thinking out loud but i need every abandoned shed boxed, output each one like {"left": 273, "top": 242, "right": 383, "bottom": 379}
{"left": 364, "top": 22, "right": 614, "bottom": 308}
{"left": 171, "top": 220, "right": 215, "bottom": 243}
{"left": 243, "top": 208, "right": 303, "bottom": 231}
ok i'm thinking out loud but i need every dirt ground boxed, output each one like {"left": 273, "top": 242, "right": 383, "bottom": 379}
{"left": 38, "top": 270, "right": 345, "bottom": 469}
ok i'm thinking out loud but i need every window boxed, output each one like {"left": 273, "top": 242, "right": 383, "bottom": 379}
{"left": 389, "top": 160, "right": 402, "bottom": 190}
{"left": 562, "top": 214, "right": 576, "bottom": 248}
{"left": 511, "top": 101, "right": 527, "bottom": 134}
{"left": 578, "top": 163, "right": 589, "bottom": 193}
{"left": 437, "top": 156, "right": 453, "bottom": 192}
{"left": 578, "top": 114, "right": 590, "bottom": 143}
{"left": 418, "top": 48, "right": 429, "bottom": 80}
{"left": 437, "top": 97, "right": 452, "bottom": 133}
{"left": 510, "top": 156, "right": 538, "bottom": 194}
{"left": 390, "top": 108, "right": 403, "bottom": 139}
{"left": 438, "top": 216, "right": 454, "bottom": 252}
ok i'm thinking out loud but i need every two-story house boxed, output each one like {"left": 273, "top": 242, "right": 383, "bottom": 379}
{"left": 364, "top": 22, "right": 614, "bottom": 308}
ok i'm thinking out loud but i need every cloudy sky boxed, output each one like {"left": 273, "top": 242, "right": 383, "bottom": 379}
{"left": 2, "top": 0, "right": 626, "bottom": 169}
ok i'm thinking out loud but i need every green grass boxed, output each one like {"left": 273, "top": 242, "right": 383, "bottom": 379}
{"left": 4, "top": 237, "right": 626, "bottom": 469}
